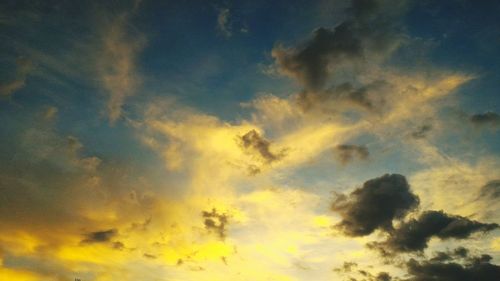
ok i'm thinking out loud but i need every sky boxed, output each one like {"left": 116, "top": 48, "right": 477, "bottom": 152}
{"left": 1, "top": 0, "right": 500, "bottom": 280}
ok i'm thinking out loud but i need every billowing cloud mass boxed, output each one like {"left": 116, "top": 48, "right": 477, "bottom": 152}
{"left": 202, "top": 208, "right": 229, "bottom": 240}
{"left": 272, "top": 0, "right": 407, "bottom": 92}
{"left": 332, "top": 174, "right": 419, "bottom": 236}
{"left": 375, "top": 210, "right": 498, "bottom": 253}
{"left": 334, "top": 144, "right": 369, "bottom": 164}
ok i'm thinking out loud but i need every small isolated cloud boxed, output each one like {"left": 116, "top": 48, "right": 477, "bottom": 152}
{"left": 297, "top": 80, "right": 391, "bottom": 112}
{"left": 43, "top": 106, "right": 58, "bottom": 121}
{"left": 411, "top": 124, "right": 432, "bottom": 139}
{"left": 332, "top": 174, "right": 419, "bottom": 236}
{"left": 81, "top": 229, "right": 118, "bottom": 244}
{"left": 217, "top": 8, "right": 232, "bottom": 38}
{"left": 373, "top": 210, "right": 498, "bottom": 253}
{"left": 469, "top": 112, "right": 500, "bottom": 127}
{"left": 240, "top": 129, "right": 285, "bottom": 163}
{"left": 0, "top": 57, "right": 33, "bottom": 97}
{"left": 334, "top": 144, "right": 369, "bottom": 164}
{"left": 202, "top": 208, "right": 228, "bottom": 240}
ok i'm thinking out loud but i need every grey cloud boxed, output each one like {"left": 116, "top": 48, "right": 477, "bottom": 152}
{"left": 298, "top": 80, "right": 391, "bottom": 112}
{"left": 273, "top": 25, "right": 362, "bottom": 91}
{"left": 272, "top": 0, "right": 408, "bottom": 92}
{"left": 332, "top": 174, "right": 419, "bottom": 236}
{"left": 334, "top": 144, "right": 369, "bottom": 164}
{"left": 81, "top": 229, "right": 118, "bottom": 244}
{"left": 376, "top": 210, "right": 498, "bottom": 253}
{"left": 202, "top": 208, "right": 228, "bottom": 240}
{"left": 469, "top": 112, "right": 499, "bottom": 127}
{"left": 406, "top": 255, "right": 500, "bottom": 281}
{"left": 411, "top": 124, "right": 432, "bottom": 139}
{"left": 479, "top": 180, "right": 500, "bottom": 200}
{"left": 240, "top": 129, "right": 285, "bottom": 163}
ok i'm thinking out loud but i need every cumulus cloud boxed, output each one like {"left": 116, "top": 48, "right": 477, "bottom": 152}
{"left": 297, "top": 80, "right": 391, "bottom": 112}
{"left": 272, "top": 0, "right": 408, "bottom": 92}
{"left": 374, "top": 210, "right": 498, "bottom": 253}
{"left": 0, "top": 57, "right": 33, "bottom": 97}
{"left": 331, "top": 174, "right": 419, "bottom": 236}
{"left": 411, "top": 124, "right": 433, "bottom": 139}
{"left": 334, "top": 144, "right": 369, "bottom": 164}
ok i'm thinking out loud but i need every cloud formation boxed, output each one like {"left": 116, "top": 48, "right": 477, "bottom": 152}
{"left": 406, "top": 255, "right": 500, "bottom": 281}
{"left": 81, "top": 229, "right": 118, "bottom": 244}
{"left": 0, "top": 57, "right": 33, "bottom": 97}
{"left": 97, "top": 9, "right": 146, "bottom": 124}
{"left": 479, "top": 180, "right": 500, "bottom": 200}
{"left": 202, "top": 208, "right": 229, "bottom": 240}
{"left": 240, "top": 129, "right": 285, "bottom": 163}
{"left": 375, "top": 210, "right": 498, "bottom": 253}
{"left": 470, "top": 112, "right": 500, "bottom": 127}
{"left": 334, "top": 144, "right": 369, "bottom": 164}
{"left": 332, "top": 174, "right": 419, "bottom": 236}
{"left": 272, "top": 0, "right": 407, "bottom": 92}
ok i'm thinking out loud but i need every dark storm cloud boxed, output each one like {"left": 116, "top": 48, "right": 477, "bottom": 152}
{"left": 272, "top": 0, "right": 408, "bottom": 92}
{"left": 202, "top": 208, "right": 228, "bottom": 240}
{"left": 376, "top": 210, "right": 498, "bottom": 253}
{"left": 469, "top": 112, "right": 500, "bottom": 126}
{"left": 478, "top": 180, "right": 500, "bottom": 200}
{"left": 331, "top": 174, "right": 419, "bottom": 236}
{"left": 405, "top": 255, "right": 500, "bottom": 281}
{"left": 334, "top": 144, "right": 369, "bottom": 164}
{"left": 81, "top": 229, "right": 118, "bottom": 244}
{"left": 240, "top": 129, "right": 285, "bottom": 163}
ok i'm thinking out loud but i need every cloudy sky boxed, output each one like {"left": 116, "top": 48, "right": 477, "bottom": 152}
{"left": 1, "top": 0, "right": 500, "bottom": 280}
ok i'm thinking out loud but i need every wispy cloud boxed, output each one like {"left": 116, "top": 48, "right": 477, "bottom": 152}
{"left": 96, "top": 8, "right": 146, "bottom": 124}
{"left": 0, "top": 57, "right": 33, "bottom": 97}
